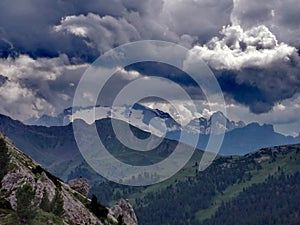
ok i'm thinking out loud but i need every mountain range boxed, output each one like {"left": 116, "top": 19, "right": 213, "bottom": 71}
{"left": 23, "top": 105, "right": 300, "bottom": 155}
{"left": 24, "top": 104, "right": 245, "bottom": 136}
{"left": 0, "top": 109, "right": 299, "bottom": 184}
{"left": 1, "top": 112, "right": 300, "bottom": 225}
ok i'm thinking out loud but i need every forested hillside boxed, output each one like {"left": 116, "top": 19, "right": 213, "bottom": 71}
{"left": 92, "top": 144, "right": 300, "bottom": 225}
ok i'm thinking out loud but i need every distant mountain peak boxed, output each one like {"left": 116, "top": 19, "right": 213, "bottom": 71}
{"left": 210, "top": 111, "right": 227, "bottom": 119}
{"left": 185, "top": 111, "right": 246, "bottom": 135}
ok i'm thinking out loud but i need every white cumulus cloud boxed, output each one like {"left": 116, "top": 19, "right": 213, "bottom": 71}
{"left": 188, "top": 24, "right": 297, "bottom": 71}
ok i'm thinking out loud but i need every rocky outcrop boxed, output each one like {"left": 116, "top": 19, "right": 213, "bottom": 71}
{"left": 109, "top": 199, "right": 138, "bottom": 225}
{"left": 0, "top": 133, "right": 138, "bottom": 225}
{"left": 61, "top": 184, "right": 103, "bottom": 225}
{"left": 68, "top": 177, "right": 90, "bottom": 197}
{"left": 0, "top": 134, "right": 103, "bottom": 225}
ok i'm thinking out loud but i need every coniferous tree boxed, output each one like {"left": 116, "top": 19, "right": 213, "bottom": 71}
{"left": 16, "top": 183, "right": 36, "bottom": 224}
{"left": 50, "top": 188, "right": 65, "bottom": 217}
{"left": 91, "top": 194, "right": 98, "bottom": 214}
{"left": 40, "top": 188, "right": 51, "bottom": 212}
{"left": 118, "top": 215, "right": 125, "bottom": 225}
{"left": 90, "top": 194, "right": 108, "bottom": 219}
{"left": 0, "top": 137, "right": 9, "bottom": 185}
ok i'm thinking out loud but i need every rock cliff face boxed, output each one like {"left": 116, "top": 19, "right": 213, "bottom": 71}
{"left": 68, "top": 177, "right": 90, "bottom": 197}
{"left": 0, "top": 133, "right": 138, "bottom": 225}
{"left": 110, "top": 199, "right": 138, "bottom": 225}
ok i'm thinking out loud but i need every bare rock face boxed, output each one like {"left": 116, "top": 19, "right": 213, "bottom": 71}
{"left": 61, "top": 184, "right": 104, "bottom": 225}
{"left": 0, "top": 134, "right": 139, "bottom": 225}
{"left": 68, "top": 177, "right": 90, "bottom": 197}
{"left": 0, "top": 135, "right": 104, "bottom": 225}
{"left": 109, "top": 199, "right": 138, "bottom": 225}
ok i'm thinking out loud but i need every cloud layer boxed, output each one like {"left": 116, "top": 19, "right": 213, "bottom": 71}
{"left": 0, "top": 0, "right": 233, "bottom": 59}
{"left": 0, "top": 55, "right": 87, "bottom": 120}
{"left": 0, "top": 0, "right": 299, "bottom": 136}
{"left": 190, "top": 25, "right": 297, "bottom": 70}
{"left": 231, "top": 0, "right": 300, "bottom": 46}
{"left": 187, "top": 25, "right": 300, "bottom": 114}
{"left": 54, "top": 13, "right": 141, "bottom": 53}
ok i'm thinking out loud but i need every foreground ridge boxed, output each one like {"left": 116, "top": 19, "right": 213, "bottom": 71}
{"left": 0, "top": 132, "right": 138, "bottom": 225}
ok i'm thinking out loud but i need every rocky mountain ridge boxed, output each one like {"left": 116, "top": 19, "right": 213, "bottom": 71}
{"left": 0, "top": 133, "right": 138, "bottom": 225}
{"left": 24, "top": 104, "right": 245, "bottom": 136}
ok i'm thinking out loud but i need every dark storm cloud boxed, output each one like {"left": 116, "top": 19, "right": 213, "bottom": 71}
{"left": 161, "top": 0, "right": 233, "bottom": 43}
{"left": 0, "top": 0, "right": 118, "bottom": 60}
{"left": 0, "top": 0, "right": 234, "bottom": 60}
{"left": 0, "top": 0, "right": 154, "bottom": 60}
{"left": 125, "top": 62, "right": 197, "bottom": 87}
{"left": 217, "top": 70, "right": 285, "bottom": 114}
{"left": 125, "top": 62, "right": 206, "bottom": 101}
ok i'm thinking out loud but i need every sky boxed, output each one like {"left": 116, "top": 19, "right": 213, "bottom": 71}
{"left": 0, "top": 0, "right": 299, "bottom": 136}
